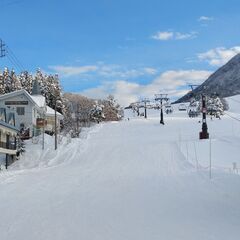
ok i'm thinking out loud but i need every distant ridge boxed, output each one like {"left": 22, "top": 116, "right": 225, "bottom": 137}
{"left": 175, "top": 53, "right": 240, "bottom": 103}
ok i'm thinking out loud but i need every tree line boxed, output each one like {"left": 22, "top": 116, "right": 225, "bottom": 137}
{"left": 0, "top": 68, "right": 123, "bottom": 135}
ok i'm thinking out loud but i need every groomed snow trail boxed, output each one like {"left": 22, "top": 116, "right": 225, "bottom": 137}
{"left": 0, "top": 116, "right": 240, "bottom": 240}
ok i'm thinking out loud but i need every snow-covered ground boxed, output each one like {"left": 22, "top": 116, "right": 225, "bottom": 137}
{"left": 0, "top": 97, "right": 240, "bottom": 240}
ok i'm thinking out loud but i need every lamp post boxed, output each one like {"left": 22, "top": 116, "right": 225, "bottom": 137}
{"left": 55, "top": 103, "right": 57, "bottom": 150}
{"left": 51, "top": 92, "right": 61, "bottom": 150}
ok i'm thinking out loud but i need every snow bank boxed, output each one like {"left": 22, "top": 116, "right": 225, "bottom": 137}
{"left": 0, "top": 98, "right": 239, "bottom": 240}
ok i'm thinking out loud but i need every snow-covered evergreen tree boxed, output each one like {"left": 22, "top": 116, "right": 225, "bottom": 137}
{"left": 90, "top": 101, "right": 105, "bottom": 123}
{"left": 43, "top": 74, "right": 64, "bottom": 113}
{"left": 101, "top": 95, "right": 122, "bottom": 121}
{"left": 19, "top": 71, "right": 33, "bottom": 94}
{"left": 10, "top": 69, "right": 22, "bottom": 91}
{"left": 3, "top": 68, "right": 12, "bottom": 93}
{"left": 0, "top": 71, "right": 5, "bottom": 95}
{"left": 207, "top": 96, "right": 224, "bottom": 115}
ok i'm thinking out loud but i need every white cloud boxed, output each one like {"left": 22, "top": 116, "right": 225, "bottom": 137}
{"left": 152, "top": 31, "right": 198, "bottom": 41}
{"left": 198, "top": 46, "right": 240, "bottom": 66}
{"left": 80, "top": 70, "right": 211, "bottom": 106}
{"left": 49, "top": 63, "right": 158, "bottom": 79}
{"left": 152, "top": 31, "right": 174, "bottom": 40}
{"left": 49, "top": 65, "right": 98, "bottom": 77}
{"left": 143, "top": 67, "right": 158, "bottom": 75}
{"left": 175, "top": 32, "right": 198, "bottom": 40}
{"left": 198, "top": 16, "right": 214, "bottom": 22}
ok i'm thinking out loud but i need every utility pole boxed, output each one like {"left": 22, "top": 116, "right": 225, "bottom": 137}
{"left": 155, "top": 94, "right": 169, "bottom": 125}
{"left": 42, "top": 113, "right": 45, "bottom": 150}
{"left": 76, "top": 103, "right": 80, "bottom": 136}
{"left": 0, "top": 39, "right": 6, "bottom": 58}
{"left": 199, "top": 94, "right": 209, "bottom": 139}
{"left": 142, "top": 98, "right": 150, "bottom": 119}
{"left": 55, "top": 100, "right": 57, "bottom": 150}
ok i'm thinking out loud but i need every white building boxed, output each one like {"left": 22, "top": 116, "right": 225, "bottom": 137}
{"left": 0, "top": 89, "right": 63, "bottom": 138}
{"left": 0, "top": 108, "right": 19, "bottom": 168}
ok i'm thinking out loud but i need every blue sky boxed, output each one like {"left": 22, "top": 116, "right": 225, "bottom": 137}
{"left": 1, "top": 0, "right": 240, "bottom": 105}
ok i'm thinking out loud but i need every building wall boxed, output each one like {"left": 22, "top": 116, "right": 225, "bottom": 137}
{"left": 45, "top": 115, "right": 61, "bottom": 133}
{"left": 0, "top": 125, "right": 17, "bottom": 155}
{"left": 0, "top": 93, "right": 43, "bottom": 137}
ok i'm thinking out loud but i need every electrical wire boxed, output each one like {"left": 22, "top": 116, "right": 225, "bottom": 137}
{"left": 224, "top": 112, "right": 240, "bottom": 122}
{"left": 6, "top": 46, "right": 25, "bottom": 71}
{"left": 6, "top": 54, "right": 22, "bottom": 72}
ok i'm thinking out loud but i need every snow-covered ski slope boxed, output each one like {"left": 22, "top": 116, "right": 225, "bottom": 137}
{"left": 0, "top": 97, "right": 240, "bottom": 240}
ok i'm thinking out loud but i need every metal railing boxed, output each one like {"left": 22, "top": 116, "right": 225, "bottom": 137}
{"left": 0, "top": 141, "right": 16, "bottom": 150}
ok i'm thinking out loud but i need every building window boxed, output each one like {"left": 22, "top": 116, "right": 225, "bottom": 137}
{"left": 17, "top": 107, "right": 25, "bottom": 115}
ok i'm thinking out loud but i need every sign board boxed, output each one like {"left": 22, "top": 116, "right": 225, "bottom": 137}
{"left": 36, "top": 118, "right": 47, "bottom": 127}
{"left": 5, "top": 101, "right": 28, "bottom": 105}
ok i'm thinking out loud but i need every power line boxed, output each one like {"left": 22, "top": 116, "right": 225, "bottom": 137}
{"left": 6, "top": 46, "right": 25, "bottom": 70}
{"left": 6, "top": 54, "right": 22, "bottom": 72}
{"left": 224, "top": 112, "right": 240, "bottom": 122}
{"left": 0, "top": 38, "right": 25, "bottom": 72}
{"left": 0, "top": 39, "right": 6, "bottom": 58}
{"left": 6, "top": 51, "right": 23, "bottom": 72}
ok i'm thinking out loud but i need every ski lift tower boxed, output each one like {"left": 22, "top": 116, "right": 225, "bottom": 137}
{"left": 199, "top": 94, "right": 209, "bottom": 139}
{"left": 131, "top": 101, "right": 140, "bottom": 116}
{"left": 142, "top": 98, "right": 150, "bottom": 119}
{"left": 155, "top": 94, "right": 169, "bottom": 125}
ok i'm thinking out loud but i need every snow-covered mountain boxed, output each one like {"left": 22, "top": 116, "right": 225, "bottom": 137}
{"left": 176, "top": 53, "right": 240, "bottom": 103}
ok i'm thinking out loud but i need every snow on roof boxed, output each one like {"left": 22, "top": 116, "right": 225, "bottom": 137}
{"left": 0, "top": 119, "right": 19, "bottom": 132}
{"left": 31, "top": 95, "right": 46, "bottom": 108}
{"left": 46, "top": 106, "right": 63, "bottom": 118}
{"left": 0, "top": 89, "right": 46, "bottom": 109}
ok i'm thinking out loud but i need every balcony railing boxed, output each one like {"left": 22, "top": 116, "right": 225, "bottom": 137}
{"left": 0, "top": 141, "right": 16, "bottom": 150}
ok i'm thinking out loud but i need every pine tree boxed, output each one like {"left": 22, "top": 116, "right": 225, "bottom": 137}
{"left": 19, "top": 71, "right": 33, "bottom": 94}
{"left": 90, "top": 100, "right": 105, "bottom": 123}
{"left": 3, "top": 68, "right": 12, "bottom": 93}
{"left": 101, "top": 95, "right": 122, "bottom": 121}
{"left": 0, "top": 71, "right": 5, "bottom": 95}
{"left": 10, "top": 69, "right": 22, "bottom": 91}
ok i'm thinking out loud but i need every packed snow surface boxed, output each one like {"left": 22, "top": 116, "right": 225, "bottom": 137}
{"left": 0, "top": 97, "right": 240, "bottom": 240}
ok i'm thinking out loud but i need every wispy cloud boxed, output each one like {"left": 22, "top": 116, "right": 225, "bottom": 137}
{"left": 198, "top": 46, "right": 240, "bottom": 66}
{"left": 198, "top": 16, "right": 214, "bottom": 22}
{"left": 80, "top": 70, "right": 211, "bottom": 106}
{"left": 152, "top": 31, "right": 174, "bottom": 40}
{"left": 49, "top": 63, "right": 158, "bottom": 79}
{"left": 49, "top": 65, "right": 98, "bottom": 77}
{"left": 175, "top": 32, "right": 198, "bottom": 40}
{"left": 152, "top": 31, "right": 198, "bottom": 41}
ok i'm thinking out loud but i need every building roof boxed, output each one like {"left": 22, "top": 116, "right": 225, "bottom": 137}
{"left": 46, "top": 106, "right": 63, "bottom": 118}
{"left": 0, "top": 120, "right": 19, "bottom": 132}
{"left": 31, "top": 95, "right": 46, "bottom": 108}
{"left": 0, "top": 89, "right": 46, "bottom": 109}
